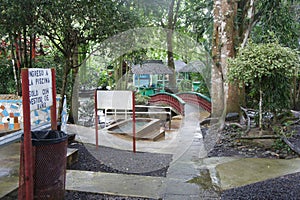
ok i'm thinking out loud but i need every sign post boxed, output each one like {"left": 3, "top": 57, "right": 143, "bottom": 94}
{"left": 132, "top": 91, "right": 136, "bottom": 153}
{"left": 94, "top": 90, "right": 99, "bottom": 149}
{"left": 21, "top": 69, "right": 34, "bottom": 200}
{"left": 20, "top": 68, "right": 55, "bottom": 199}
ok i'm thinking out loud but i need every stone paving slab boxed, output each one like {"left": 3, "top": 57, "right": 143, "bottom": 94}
{"left": 66, "top": 170, "right": 166, "bottom": 199}
{"left": 0, "top": 143, "right": 20, "bottom": 199}
{"left": 215, "top": 157, "right": 300, "bottom": 190}
{"left": 162, "top": 178, "right": 200, "bottom": 199}
{"left": 196, "top": 156, "right": 300, "bottom": 191}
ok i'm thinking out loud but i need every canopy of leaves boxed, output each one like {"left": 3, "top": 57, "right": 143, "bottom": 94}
{"left": 228, "top": 42, "right": 298, "bottom": 85}
{"left": 252, "top": 0, "right": 299, "bottom": 49}
{"left": 228, "top": 41, "right": 299, "bottom": 111}
{"left": 0, "top": 0, "right": 36, "bottom": 33}
{"left": 181, "top": 0, "right": 213, "bottom": 50}
{"left": 35, "top": 0, "right": 139, "bottom": 56}
{"left": 0, "top": 61, "right": 16, "bottom": 94}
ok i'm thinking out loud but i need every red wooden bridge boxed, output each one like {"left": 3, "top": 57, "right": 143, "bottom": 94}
{"left": 148, "top": 92, "right": 186, "bottom": 115}
{"left": 177, "top": 92, "right": 211, "bottom": 112}
{"left": 148, "top": 92, "right": 211, "bottom": 115}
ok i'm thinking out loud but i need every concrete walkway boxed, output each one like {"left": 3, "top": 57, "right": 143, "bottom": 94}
{"left": 65, "top": 104, "right": 300, "bottom": 199}
{"left": 161, "top": 105, "right": 219, "bottom": 199}
{"left": 1, "top": 104, "right": 300, "bottom": 199}
{"left": 66, "top": 104, "right": 217, "bottom": 199}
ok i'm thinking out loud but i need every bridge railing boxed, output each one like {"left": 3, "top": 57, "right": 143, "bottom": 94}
{"left": 177, "top": 92, "right": 211, "bottom": 112}
{"left": 148, "top": 92, "right": 186, "bottom": 116}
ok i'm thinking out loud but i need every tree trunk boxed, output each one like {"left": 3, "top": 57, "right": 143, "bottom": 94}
{"left": 166, "top": 0, "right": 181, "bottom": 93}
{"left": 211, "top": 0, "right": 225, "bottom": 119}
{"left": 259, "top": 86, "right": 263, "bottom": 130}
{"left": 211, "top": 0, "right": 242, "bottom": 124}
{"left": 9, "top": 34, "right": 21, "bottom": 96}
{"left": 57, "top": 58, "right": 71, "bottom": 130}
{"left": 222, "top": 1, "right": 240, "bottom": 114}
{"left": 167, "top": 30, "right": 176, "bottom": 91}
{"left": 68, "top": 45, "right": 80, "bottom": 124}
{"left": 211, "top": 15, "right": 224, "bottom": 119}
{"left": 68, "top": 51, "right": 80, "bottom": 124}
{"left": 68, "top": 67, "right": 79, "bottom": 124}
{"left": 238, "top": 0, "right": 256, "bottom": 48}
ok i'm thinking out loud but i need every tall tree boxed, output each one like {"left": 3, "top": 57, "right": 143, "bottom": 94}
{"left": 211, "top": 0, "right": 239, "bottom": 122}
{"left": 131, "top": 0, "right": 208, "bottom": 92}
{"left": 0, "top": 0, "right": 38, "bottom": 94}
{"left": 211, "top": 0, "right": 299, "bottom": 128}
{"left": 34, "top": 0, "right": 138, "bottom": 126}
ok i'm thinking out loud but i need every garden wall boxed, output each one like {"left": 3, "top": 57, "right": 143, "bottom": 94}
{"left": 0, "top": 95, "right": 67, "bottom": 131}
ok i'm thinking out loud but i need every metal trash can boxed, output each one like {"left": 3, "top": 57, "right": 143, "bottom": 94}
{"left": 19, "top": 130, "right": 68, "bottom": 200}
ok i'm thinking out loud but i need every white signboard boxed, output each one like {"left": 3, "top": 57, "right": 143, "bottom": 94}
{"left": 28, "top": 68, "right": 53, "bottom": 111}
{"left": 96, "top": 91, "right": 133, "bottom": 110}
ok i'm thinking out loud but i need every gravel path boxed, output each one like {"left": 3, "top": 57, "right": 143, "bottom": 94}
{"left": 207, "top": 126, "right": 300, "bottom": 159}
{"left": 65, "top": 191, "right": 156, "bottom": 200}
{"left": 221, "top": 172, "right": 300, "bottom": 200}
{"left": 67, "top": 142, "right": 172, "bottom": 177}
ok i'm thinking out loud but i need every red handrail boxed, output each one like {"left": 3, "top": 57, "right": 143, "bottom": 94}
{"left": 149, "top": 92, "right": 211, "bottom": 115}
{"left": 177, "top": 92, "right": 211, "bottom": 112}
{"left": 149, "top": 92, "right": 185, "bottom": 115}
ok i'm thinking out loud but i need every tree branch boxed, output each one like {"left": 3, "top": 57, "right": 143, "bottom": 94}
{"left": 173, "top": 0, "right": 181, "bottom": 28}
{"left": 241, "top": 106, "right": 251, "bottom": 133}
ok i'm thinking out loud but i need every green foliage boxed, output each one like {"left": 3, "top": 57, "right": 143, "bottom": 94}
{"left": 135, "top": 93, "right": 150, "bottom": 105}
{"left": 0, "top": 0, "right": 36, "bottom": 33}
{"left": 181, "top": 0, "right": 213, "bottom": 51}
{"left": 252, "top": 0, "right": 299, "bottom": 49}
{"left": 190, "top": 72, "right": 210, "bottom": 97}
{"left": 97, "top": 70, "right": 110, "bottom": 88}
{"left": 195, "top": 83, "right": 210, "bottom": 97}
{"left": 272, "top": 138, "right": 293, "bottom": 153}
{"left": 228, "top": 41, "right": 299, "bottom": 114}
{"left": 0, "top": 63, "right": 16, "bottom": 94}
{"left": 178, "top": 79, "right": 192, "bottom": 92}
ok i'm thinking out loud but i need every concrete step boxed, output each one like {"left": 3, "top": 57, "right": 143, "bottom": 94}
{"left": 66, "top": 170, "right": 166, "bottom": 199}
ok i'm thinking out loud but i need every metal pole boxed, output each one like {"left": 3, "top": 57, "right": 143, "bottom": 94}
{"left": 94, "top": 90, "right": 99, "bottom": 149}
{"left": 132, "top": 91, "right": 136, "bottom": 153}
{"left": 21, "top": 69, "right": 34, "bottom": 200}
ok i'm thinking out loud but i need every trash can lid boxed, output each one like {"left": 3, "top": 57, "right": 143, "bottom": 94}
{"left": 22, "top": 130, "right": 68, "bottom": 146}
